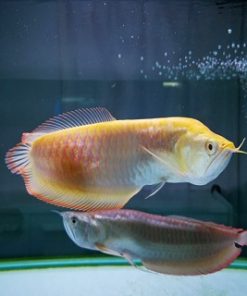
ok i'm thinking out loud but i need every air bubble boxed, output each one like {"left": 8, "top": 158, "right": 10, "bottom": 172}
{"left": 138, "top": 41, "right": 247, "bottom": 99}
{"left": 155, "top": 61, "right": 161, "bottom": 68}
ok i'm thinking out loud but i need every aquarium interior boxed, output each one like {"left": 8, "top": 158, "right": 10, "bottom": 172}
{"left": 0, "top": 0, "right": 247, "bottom": 295}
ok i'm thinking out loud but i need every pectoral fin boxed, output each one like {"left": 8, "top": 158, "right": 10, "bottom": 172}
{"left": 95, "top": 243, "right": 121, "bottom": 256}
{"left": 141, "top": 146, "right": 185, "bottom": 178}
{"left": 144, "top": 182, "right": 166, "bottom": 199}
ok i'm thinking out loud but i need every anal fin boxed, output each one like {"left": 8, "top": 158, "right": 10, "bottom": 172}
{"left": 25, "top": 170, "right": 141, "bottom": 211}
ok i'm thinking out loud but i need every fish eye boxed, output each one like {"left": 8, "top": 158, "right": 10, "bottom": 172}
{"left": 71, "top": 216, "right": 78, "bottom": 225}
{"left": 205, "top": 140, "right": 218, "bottom": 156}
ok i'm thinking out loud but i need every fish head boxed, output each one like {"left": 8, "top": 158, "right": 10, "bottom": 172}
{"left": 58, "top": 211, "right": 105, "bottom": 250}
{"left": 174, "top": 119, "right": 245, "bottom": 185}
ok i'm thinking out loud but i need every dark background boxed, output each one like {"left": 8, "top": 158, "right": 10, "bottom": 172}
{"left": 0, "top": 0, "right": 247, "bottom": 258}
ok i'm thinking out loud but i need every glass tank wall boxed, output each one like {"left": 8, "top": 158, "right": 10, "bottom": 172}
{"left": 0, "top": 0, "right": 247, "bottom": 259}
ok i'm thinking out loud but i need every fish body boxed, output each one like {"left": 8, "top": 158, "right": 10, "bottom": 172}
{"left": 60, "top": 209, "right": 247, "bottom": 276}
{"left": 6, "top": 108, "right": 238, "bottom": 211}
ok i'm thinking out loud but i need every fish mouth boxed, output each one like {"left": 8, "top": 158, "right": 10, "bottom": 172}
{"left": 207, "top": 138, "right": 247, "bottom": 175}
{"left": 205, "top": 149, "right": 232, "bottom": 179}
{"left": 62, "top": 212, "right": 91, "bottom": 247}
{"left": 66, "top": 225, "right": 74, "bottom": 239}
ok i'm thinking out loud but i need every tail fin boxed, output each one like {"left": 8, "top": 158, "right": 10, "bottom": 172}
{"left": 236, "top": 231, "right": 247, "bottom": 247}
{"left": 5, "top": 143, "right": 31, "bottom": 175}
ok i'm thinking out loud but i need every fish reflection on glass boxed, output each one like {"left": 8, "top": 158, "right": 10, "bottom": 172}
{"left": 58, "top": 209, "right": 247, "bottom": 276}
{"left": 5, "top": 107, "right": 245, "bottom": 211}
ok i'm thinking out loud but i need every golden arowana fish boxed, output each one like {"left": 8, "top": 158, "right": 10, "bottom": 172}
{"left": 5, "top": 107, "right": 245, "bottom": 211}
{"left": 58, "top": 209, "right": 247, "bottom": 276}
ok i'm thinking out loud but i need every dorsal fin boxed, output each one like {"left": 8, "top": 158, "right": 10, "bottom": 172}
{"left": 33, "top": 107, "right": 116, "bottom": 134}
{"left": 22, "top": 107, "right": 116, "bottom": 144}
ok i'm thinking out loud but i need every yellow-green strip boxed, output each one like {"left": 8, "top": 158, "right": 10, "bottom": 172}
{"left": 0, "top": 257, "right": 246, "bottom": 272}
{"left": 0, "top": 257, "right": 141, "bottom": 272}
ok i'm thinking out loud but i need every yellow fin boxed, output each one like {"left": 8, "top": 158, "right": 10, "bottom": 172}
{"left": 23, "top": 171, "right": 140, "bottom": 211}
{"left": 32, "top": 107, "right": 116, "bottom": 134}
{"left": 20, "top": 108, "right": 116, "bottom": 145}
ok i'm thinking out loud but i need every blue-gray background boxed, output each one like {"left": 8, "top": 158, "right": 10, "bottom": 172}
{"left": 0, "top": 0, "right": 247, "bottom": 258}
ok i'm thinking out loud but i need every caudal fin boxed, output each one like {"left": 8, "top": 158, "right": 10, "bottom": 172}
{"left": 5, "top": 143, "right": 31, "bottom": 175}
